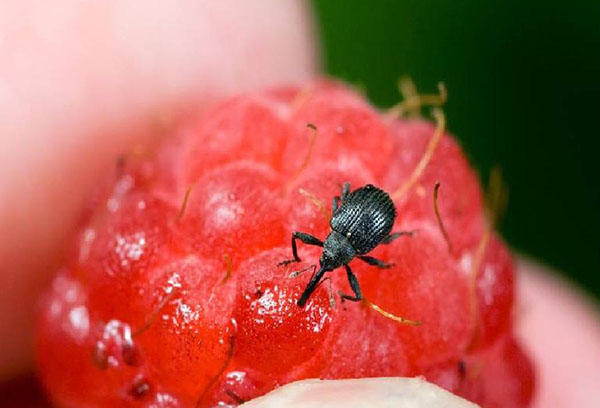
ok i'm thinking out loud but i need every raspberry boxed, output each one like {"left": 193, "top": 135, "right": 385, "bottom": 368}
{"left": 36, "top": 81, "right": 535, "bottom": 407}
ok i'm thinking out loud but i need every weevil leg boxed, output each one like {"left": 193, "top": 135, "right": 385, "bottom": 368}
{"left": 332, "top": 181, "right": 350, "bottom": 214}
{"left": 297, "top": 266, "right": 327, "bottom": 307}
{"left": 339, "top": 264, "right": 363, "bottom": 302}
{"left": 341, "top": 182, "right": 351, "bottom": 201}
{"left": 331, "top": 196, "right": 340, "bottom": 214}
{"left": 289, "top": 264, "right": 316, "bottom": 278}
{"left": 278, "top": 232, "right": 323, "bottom": 267}
{"left": 313, "top": 276, "right": 336, "bottom": 309}
{"left": 381, "top": 230, "right": 417, "bottom": 244}
{"left": 358, "top": 255, "right": 395, "bottom": 269}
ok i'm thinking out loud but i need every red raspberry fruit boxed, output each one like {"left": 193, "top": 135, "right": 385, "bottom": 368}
{"left": 36, "top": 81, "right": 535, "bottom": 407}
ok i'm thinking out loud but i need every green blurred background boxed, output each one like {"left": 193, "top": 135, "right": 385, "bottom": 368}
{"left": 312, "top": 0, "right": 600, "bottom": 299}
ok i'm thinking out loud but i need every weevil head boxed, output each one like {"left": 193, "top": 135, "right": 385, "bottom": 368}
{"left": 321, "top": 230, "right": 356, "bottom": 271}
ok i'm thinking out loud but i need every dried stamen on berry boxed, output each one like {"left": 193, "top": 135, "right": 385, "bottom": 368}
{"left": 433, "top": 181, "right": 453, "bottom": 253}
{"left": 176, "top": 185, "right": 194, "bottom": 222}
{"left": 392, "top": 108, "right": 446, "bottom": 201}
{"left": 290, "top": 85, "right": 313, "bottom": 110}
{"left": 386, "top": 77, "right": 447, "bottom": 119}
{"left": 298, "top": 187, "right": 329, "bottom": 221}
{"left": 471, "top": 168, "right": 508, "bottom": 289}
{"left": 467, "top": 227, "right": 491, "bottom": 349}
{"left": 363, "top": 299, "right": 421, "bottom": 326}
{"left": 222, "top": 254, "right": 233, "bottom": 283}
{"left": 196, "top": 335, "right": 235, "bottom": 407}
{"left": 485, "top": 166, "right": 509, "bottom": 227}
{"left": 133, "top": 290, "right": 177, "bottom": 337}
{"left": 467, "top": 166, "right": 508, "bottom": 349}
{"left": 283, "top": 123, "right": 318, "bottom": 193}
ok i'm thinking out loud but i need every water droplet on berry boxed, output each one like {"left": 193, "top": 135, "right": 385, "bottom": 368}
{"left": 92, "top": 341, "right": 108, "bottom": 369}
{"left": 107, "top": 198, "right": 119, "bottom": 212}
{"left": 121, "top": 341, "right": 142, "bottom": 367}
{"left": 149, "top": 392, "right": 180, "bottom": 407}
{"left": 459, "top": 252, "right": 472, "bottom": 276}
{"left": 129, "top": 375, "right": 152, "bottom": 399}
{"left": 92, "top": 319, "right": 140, "bottom": 369}
{"left": 478, "top": 266, "right": 497, "bottom": 306}
{"left": 113, "top": 232, "right": 148, "bottom": 270}
{"left": 67, "top": 306, "right": 89, "bottom": 341}
{"left": 79, "top": 228, "right": 96, "bottom": 263}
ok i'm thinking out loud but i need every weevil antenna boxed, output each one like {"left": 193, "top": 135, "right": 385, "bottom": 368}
{"left": 297, "top": 265, "right": 327, "bottom": 307}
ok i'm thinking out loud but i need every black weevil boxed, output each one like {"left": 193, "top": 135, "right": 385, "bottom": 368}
{"left": 280, "top": 183, "right": 411, "bottom": 307}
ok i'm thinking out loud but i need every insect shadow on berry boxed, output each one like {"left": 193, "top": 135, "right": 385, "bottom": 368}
{"left": 467, "top": 166, "right": 508, "bottom": 350}
{"left": 433, "top": 181, "right": 454, "bottom": 253}
{"left": 280, "top": 182, "right": 420, "bottom": 325}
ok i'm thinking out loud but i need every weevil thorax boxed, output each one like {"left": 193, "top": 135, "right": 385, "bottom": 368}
{"left": 330, "top": 184, "right": 397, "bottom": 254}
{"left": 321, "top": 230, "right": 356, "bottom": 271}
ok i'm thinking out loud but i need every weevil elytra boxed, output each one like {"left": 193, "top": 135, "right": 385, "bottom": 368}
{"left": 280, "top": 183, "right": 412, "bottom": 307}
